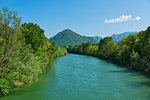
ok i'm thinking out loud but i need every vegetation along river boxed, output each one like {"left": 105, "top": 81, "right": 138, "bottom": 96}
{"left": 1, "top": 54, "right": 150, "bottom": 100}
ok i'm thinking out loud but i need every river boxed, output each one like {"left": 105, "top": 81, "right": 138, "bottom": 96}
{"left": 1, "top": 54, "right": 150, "bottom": 100}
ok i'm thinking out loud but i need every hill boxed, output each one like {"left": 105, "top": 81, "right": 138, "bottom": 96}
{"left": 49, "top": 29, "right": 137, "bottom": 47}
{"left": 49, "top": 29, "right": 99, "bottom": 47}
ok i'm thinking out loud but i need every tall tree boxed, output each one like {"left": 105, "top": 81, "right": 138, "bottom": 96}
{"left": 21, "top": 23, "right": 45, "bottom": 54}
{"left": 0, "top": 6, "right": 22, "bottom": 69}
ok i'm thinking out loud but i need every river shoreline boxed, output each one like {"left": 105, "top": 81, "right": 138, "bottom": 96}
{"left": 1, "top": 54, "right": 150, "bottom": 100}
{"left": 0, "top": 53, "right": 67, "bottom": 98}
{"left": 68, "top": 52, "right": 150, "bottom": 75}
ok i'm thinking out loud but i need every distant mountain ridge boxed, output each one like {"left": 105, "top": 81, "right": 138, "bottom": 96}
{"left": 49, "top": 29, "right": 137, "bottom": 46}
{"left": 112, "top": 32, "right": 137, "bottom": 42}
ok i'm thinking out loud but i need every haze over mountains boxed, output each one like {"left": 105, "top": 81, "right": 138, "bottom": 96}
{"left": 49, "top": 29, "right": 137, "bottom": 47}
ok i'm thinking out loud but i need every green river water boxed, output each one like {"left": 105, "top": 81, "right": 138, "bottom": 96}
{"left": 1, "top": 54, "right": 150, "bottom": 100}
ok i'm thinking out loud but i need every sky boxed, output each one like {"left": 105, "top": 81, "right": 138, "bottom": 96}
{"left": 0, "top": 0, "right": 150, "bottom": 38}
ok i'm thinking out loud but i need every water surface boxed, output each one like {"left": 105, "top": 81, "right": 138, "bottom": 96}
{"left": 1, "top": 54, "right": 150, "bottom": 100}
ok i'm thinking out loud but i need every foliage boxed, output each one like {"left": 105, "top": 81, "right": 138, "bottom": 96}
{"left": 67, "top": 26, "right": 150, "bottom": 74}
{"left": 66, "top": 42, "right": 98, "bottom": 56}
{"left": 0, "top": 7, "right": 67, "bottom": 96}
{"left": 0, "top": 78, "right": 11, "bottom": 96}
{"left": 21, "top": 23, "right": 45, "bottom": 54}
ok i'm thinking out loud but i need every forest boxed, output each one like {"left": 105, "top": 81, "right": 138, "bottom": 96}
{"left": 66, "top": 27, "right": 150, "bottom": 73}
{"left": 0, "top": 7, "right": 67, "bottom": 96}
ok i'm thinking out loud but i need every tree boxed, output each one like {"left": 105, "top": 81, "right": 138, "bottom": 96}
{"left": 98, "top": 37, "right": 112, "bottom": 50}
{"left": 21, "top": 23, "right": 45, "bottom": 54}
{"left": 0, "top": 6, "right": 22, "bottom": 70}
{"left": 0, "top": 6, "right": 22, "bottom": 96}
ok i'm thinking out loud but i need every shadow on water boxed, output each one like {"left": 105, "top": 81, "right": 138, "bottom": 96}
{"left": 109, "top": 69, "right": 134, "bottom": 74}
{"left": 109, "top": 67, "right": 150, "bottom": 88}
{"left": 109, "top": 66, "right": 150, "bottom": 77}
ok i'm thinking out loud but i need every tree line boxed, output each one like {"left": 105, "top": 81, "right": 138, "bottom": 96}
{"left": 0, "top": 7, "right": 67, "bottom": 96}
{"left": 66, "top": 27, "right": 150, "bottom": 74}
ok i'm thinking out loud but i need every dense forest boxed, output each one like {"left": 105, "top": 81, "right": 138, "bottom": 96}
{"left": 0, "top": 7, "right": 67, "bottom": 96}
{"left": 66, "top": 26, "right": 150, "bottom": 73}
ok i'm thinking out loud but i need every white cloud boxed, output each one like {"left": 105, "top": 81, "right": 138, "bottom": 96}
{"left": 104, "top": 15, "right": 141, "bottom": 23}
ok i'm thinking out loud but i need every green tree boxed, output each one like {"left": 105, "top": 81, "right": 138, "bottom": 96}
{"left": 0, "top": 6, "right": 22, "bottom": 72}
{"left": 0, "top": 6, "right": 22, "bottom": 96}
{"left": 98, "top": 37, "right": 112, "bottom": 50}
{"left": 21, "top": 23, "right": 45, "bottom": 54}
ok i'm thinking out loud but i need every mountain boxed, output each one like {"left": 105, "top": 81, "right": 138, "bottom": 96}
{"left": 49, "top": 29, "right": 100, "bottom": 47}
{"left": 49, "top": 29, "right": 137, "bottom": 47}
{"left": 112, "top": 32, "right": 137, "bottom": 42}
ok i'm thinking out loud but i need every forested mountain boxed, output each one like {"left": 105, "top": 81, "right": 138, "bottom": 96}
{"left": 49, "top": 29, "right": 137, "bottom": 46}
{"left": 0, "top": 7, "right": 67, "bottom": 96}
{"left": 66, "top": 26, "right": 150, "bottom": 74}
{"left": 49, "top": 29, "right": 99, "bottom": 47}
{"left": 112, "top": 32, "right": 137, "bottom": 42}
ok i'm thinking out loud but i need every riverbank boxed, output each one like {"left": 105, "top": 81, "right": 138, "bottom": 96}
{"left": 1, "top": 54, "right": 150, "bottom": 100}
{"left": 68, "top": 52, "right": 149, "bottom": 75}
{"left": 0, "top": 7, "right": 68, "bottom": 96}
{"left": 0, "top": 48, "right": 67, "bottom": 97}
{"left": 9, "top": 52, "right": 67, "bottom": 96}
{"left": 67, "top": 47, "right": 150, "bottom": 75}
{"left": 66, "top": 26, "right": 150, "bottom": 74}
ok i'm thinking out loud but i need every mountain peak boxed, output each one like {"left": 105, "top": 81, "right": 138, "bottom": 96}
{"left": 60, "top": 29, "right": 76, "bottom": 34}
{"left": 49, "top": 29, "right": 98, "bottom": 47}
{"left": 58, "top": 29, "right": 77, "bottom": 35}
{"left": 62, "top": 29, "right": 72, "bottom": 32}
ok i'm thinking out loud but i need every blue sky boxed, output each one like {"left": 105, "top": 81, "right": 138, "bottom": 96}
{"left": 0, "top": 0, "right": 150, "bottom": 38}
